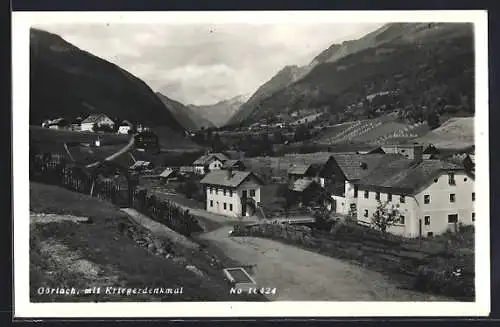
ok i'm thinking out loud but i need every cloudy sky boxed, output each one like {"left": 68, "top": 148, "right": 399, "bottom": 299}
{"left": 36, "top": 23, "right": 383, "bottom": 105}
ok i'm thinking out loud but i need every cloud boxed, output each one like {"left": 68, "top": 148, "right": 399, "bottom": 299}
{"left": 34, "top": 22, "right": 384, "bottom": 105}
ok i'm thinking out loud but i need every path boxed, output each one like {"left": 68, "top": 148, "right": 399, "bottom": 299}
{"left": 199, "top": 225, "right": 448, "bottom": 301}
{"left": 156, "top": 196, "right": 448, "bottom": 301}
{"left": 85, "top": 135, "right": 135, "bottom": 168}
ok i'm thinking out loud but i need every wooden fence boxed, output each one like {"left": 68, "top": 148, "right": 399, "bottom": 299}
{"left": 30, "top": 151, "right": 202, "bottom": 236}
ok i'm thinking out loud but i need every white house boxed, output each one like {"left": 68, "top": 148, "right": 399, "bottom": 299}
{"left": 80, "top": 113, "right": 115, "bottom": 132}
{"left": 200, "top": 170, "right": 264, "bottom": 218}
{"left": 118, "top": 120, "right": 133, "bottom": 134}
{"left": 192, "top": 153, "right": 229, "bottom": 175}
{"left": 354, "top": 159, "right": 475, "bottom": 238}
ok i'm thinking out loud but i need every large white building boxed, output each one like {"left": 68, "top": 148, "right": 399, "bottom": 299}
{"left": 354, "top": 159, "right": 475, "bottom": 238}
{"left": 200, "top": 170, "right": 264, "bottom": 218}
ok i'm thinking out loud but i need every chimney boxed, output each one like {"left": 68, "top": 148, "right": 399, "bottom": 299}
{"left": 226, "top": 167, "right": 233, "bottom": 179}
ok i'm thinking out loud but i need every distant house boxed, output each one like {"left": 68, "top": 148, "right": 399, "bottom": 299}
{"left": 118, "top": 120, "right": 134, "bottom": 134}
{"left": 70, "top": 117, "right": 83, "bottom": 131}
{"left": 289, "top": 179, "right": 325, "bottom": 208}
{"left": 44, "top": 118, "right": 69, "bottom": 130}
{"left": 80, "top": 113, "right": 115, "bottom": 132}
{"left": 200, "top": 170, "right": 264, "bottom": 218}
{"left": 192, "top": 153, "right": 229, "bottom": 175}
{"left": 129, "top": 160, "right": 154, "bottom": 172}
{"left": 159, "top": 167, "right": 178, "bottom": 183}
{"left": 290, "top": 113, "right": 323, "bottom": 126}
{"left": 355, "top": 159, "right": 475, "bottom": 238}
{"left": 285, "top": 152, "right": 336, "bottom": 188}
{"left": 381, "top": 143, "right": 424, "bottom": 160}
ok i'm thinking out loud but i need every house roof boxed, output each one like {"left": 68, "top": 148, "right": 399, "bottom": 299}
{"left": 200, "top": 170, "right": 263, "bottom": 188}
{"left": 82, "top": 113, "right": 112, "bottom": 124}
{"left": 160, "top": 167, "right": 176, "bottom": 178}
{"left": 120, "top": 120, "right": 133, "bottom": 127}
{"left": 288, "top": 164, "right": 312, "bottom": 175}
{"left": 331, "top": 153, "right": 403, "bottom": 181}
{"left": 290, "top": 178, "right": 314, "bottom": 192}
{"left": 355, "top": 159, "right": 466, "bottom": 194}
{"left": 193, "top": 153, "right": 229, "bottom": 166}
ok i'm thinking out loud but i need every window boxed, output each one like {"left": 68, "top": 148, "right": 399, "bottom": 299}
{"left": 400, "top": 195, "right": 405, "bottom": 203}
{"left": 354, "top": 186, "right": 358, "bottom": 198}
{"left": 399, "top": 215, "right": 405, "bottom": 225}
{"left": 472, "top": 192, "right": 475, "bottom": 201}
{"left": 364, "top": 209, "right": 369, "bottom": 218}
{"left": 448, "top": 172, "right": 456, "bottom": 185}
{"left": 450, "top": 194, "right": 456, "bottom": 203}
{"left": 223, "top": 189, "right": 227, "bottom": 196}
{"left": 427, "top": 232, "right": 434, "bottom": 237}
{"left": 472, "top": 212, "right": 475, "bottom": 222}
{"left": 209, "top": 187, "right": 213, "bottom": 194}
{"left": 229, "top": 190, "right": 233, "bottom": 197}
{"left": 424, "top": 194, "right": 430, "bottom": 204}
{"left": 223, "top": 203, "right": 227, "bottom": 210}
{"left": 250, "top": 189, "right": 256, "bottom": 197}
{"left": 375, "top": 192, "right": 380, "bottom": 201}
{"left": 230, "top": 204, "right": 233, "bottom": 211}
{"left": 434, "top": 178, "right": 438, "bottom": 183}
{"left": 364, "top": 190, "right": 369, "bottom": 199}
{"left": 448, "top": 214, "right": 458, "bottom": 223}
{"left": 424, "top": 215, "right": 431, "bottom": 225}
{"left": 387, "top": 193, "right": 392, "bottom": 201}
{"left": 210, "top": 200, "right": 213, "bottom": 207}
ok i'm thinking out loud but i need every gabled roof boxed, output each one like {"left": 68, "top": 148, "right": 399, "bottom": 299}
{"left": 193, "top": 153, "right": 229, "bottom": 166}
{"left": 355, "top": 159, "right": 466, "bottom": 194}
{"left": 331, "top": 153, "right": 403, "bottom": 181}
{"left": 82, "top": 113, "right": 113, "bottom": 124}
{"left": 200, "top": 170, "right": 263, "bottom": 188}
{"left": 290, "top": 178, "right": 314, "bottom": 192}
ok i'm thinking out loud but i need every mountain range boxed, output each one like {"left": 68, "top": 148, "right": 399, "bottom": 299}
{"left": 227, "top": 23, "right": 474, "bottom": 126}
{"left": 30, "top": 28, "right": 185, "bottom": 135}
{"left": 187, "top": 94, "right": 249, "bottom": 127}
{"left": 156, "top": 92, "right": 215, "bottom": 131}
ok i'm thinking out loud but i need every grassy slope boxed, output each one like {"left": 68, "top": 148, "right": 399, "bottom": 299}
{"left": 30, "top": 182, "right": 262, "bottom": 302}
{"left": 417, "top": 117, "right": 474, "bottom": 150}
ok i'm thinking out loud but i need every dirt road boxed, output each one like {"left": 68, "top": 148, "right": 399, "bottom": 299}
{"left": 199, "top": 225, "right": 449, "bottom": 301}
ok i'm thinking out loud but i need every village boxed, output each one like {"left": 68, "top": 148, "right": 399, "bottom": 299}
{"left": 38, "top": 110, "right": 476, "bottom": 239}
{"left": 26, "top": 21, "right": 479, "bottom": 305}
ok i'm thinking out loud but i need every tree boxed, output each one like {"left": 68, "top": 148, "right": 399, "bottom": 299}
{"left": 426, "top": 111, "right": 441, "bottom": 129}
{"left": 371, "top": 200, "right": 401, "bottom": 235}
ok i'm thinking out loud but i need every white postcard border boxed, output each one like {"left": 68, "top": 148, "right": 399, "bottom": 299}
{"left": 13, "top": 10, "right": 490, "bottom": 318}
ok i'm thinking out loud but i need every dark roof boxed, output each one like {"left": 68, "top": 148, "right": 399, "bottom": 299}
{"left": 82, "top": 113, "right": 113, "bottom": 124}
{"left": 193, "top": 153, "right": 229, "bottom": 166}
{"left": 290, "top": 178, "right": 313, "bottom": 192}
{"left": 331, "top": 153, "right": 403, "bottom": 180}
{"left": 284, "top": 152, "right": 333, "bottom": 166}
{"left": 355, "top": 159, "right": 466, "bottom": 194}
{"left": 200, "top": 170, "right": 263, "bottom": 188}
{"left": 120, "top": 120, "right": 133, "bottom": 127}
